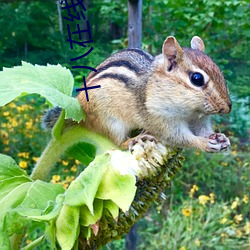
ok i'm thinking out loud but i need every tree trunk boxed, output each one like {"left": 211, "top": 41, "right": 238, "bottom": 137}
{"left": 125, "top": 224, "right": 137, "bottom": 250}
{"left": 57, "top": 0, "right": 63, "bottom": 35}
{"left": 128, "top": 0, "right": 142, "bottom": 49}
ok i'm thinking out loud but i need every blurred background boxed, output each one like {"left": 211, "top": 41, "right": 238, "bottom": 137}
{"left": 0, "top": 0, "right": 249, "bottom": 249}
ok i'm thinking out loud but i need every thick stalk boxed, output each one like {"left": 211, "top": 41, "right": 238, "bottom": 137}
{"left": 30, "top": 126, "right": 117, "bottom": 181}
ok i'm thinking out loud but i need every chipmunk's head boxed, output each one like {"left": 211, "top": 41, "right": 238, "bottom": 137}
{"left": 152, "top": 36, "right": 232, "bottom": 116}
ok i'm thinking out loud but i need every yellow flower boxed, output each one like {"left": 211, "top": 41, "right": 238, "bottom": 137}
{"left": 70, "top": 165, "right": 77, "bottom": 172}
{"left": 231, "top": 198, "right": 240, "bottom": 209}
{"left": 19, "top": 161, "right": 28, "bottom": 169}
{"left": 234, "top": 214, "right": 243, "bottom": 224}
{"left": 62, "top": 160, "right": 69, "bottom": 166}
{"left": 18, "top": 152, "right": 30, "bottom": 159}
{"left": 232, "top": 150, "right": 237, "bottom": 156}
{"left": 66, "top": 176, "right": 75, "bottom": 182}
{"left": 194, "top": 238, "right": 201, "bottom": 247}
{"left": 198, "top": 195, "right": 210, "bottom": 206}
{"left": 9, "top": 102, "right": 16, "bottom": 108}
{"left": 195, "top": 150, "right": 200, "bottom": 155}
{"left": 209, "top": 193, "right": 215, "bottom": 204}
{"left": 220, "top": 218, "right": 228, "bottom": 224}
{"left": 0, "top": 130, "right": 8, "bottom": 138}
{"left": 75, "top": 159, "right": 81, "bottom": 165}
{"left": 221, "top": 162, "right": 228, "bottom": 167}
{"left": 182, "top": 207, "right": 192, "bottom": 217}
{"left": 179, "top": 247, "right": 186, "bottom": 250}
{"left": 3, "top": 138, "right": 9, "bottom": 145}
{"left": 51, "top": 175, "right": 61, "bottom": 183}
{"left": 189, "top": 184, "right": 199, "bottom": 197}
{"left": 32, "top": 157, "right": 39, "bottom": 162}
{"left": 63, "top": 182, "right": 69, "bottom": 189}
{"left": 244, "top": 221, "right": 250, "bottom": 234}
{"left": 3, "top": 111, "right": 9, "bottom": 116}
{"left": 11, "top": 120, "right": 18, "bottom": 127}
{"left": 221, "top": 232, "right": 227, "bottom": 238}
{"left": 26, "top": 121, "right": 33, "bottom": 129}
{"left": 243, "top": 195, "right": 249, "bottom": 204}
{"left": 236, "top": 229, "right": 243, "bottom": 237}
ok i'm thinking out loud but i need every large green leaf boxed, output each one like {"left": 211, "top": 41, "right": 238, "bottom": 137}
{"left": 96, "top": 166, "right": 136, "bottom": 212}
{"left": 63, "top": 154, "right": 110, "bottom": 213}
{"left": 56, "top": 205, "right": 80, "bottom": 250}
{"left": 0, "top": 154, "right": 65, "bottom": 248}
{"left": 0, "top": 62, "right": 85, "bottom": 122}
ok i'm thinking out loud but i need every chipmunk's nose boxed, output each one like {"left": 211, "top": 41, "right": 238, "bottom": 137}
{"left": 219, "top": 101, "right": 232, "bottom": 114}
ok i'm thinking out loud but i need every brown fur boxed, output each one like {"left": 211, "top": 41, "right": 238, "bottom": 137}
{"left": 76, "top": 36, "right": 231, "bottom": 152}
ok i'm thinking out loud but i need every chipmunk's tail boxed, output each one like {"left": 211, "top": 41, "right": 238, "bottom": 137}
{"left": 41, "top": 106, "right": 62, "bottom": 130}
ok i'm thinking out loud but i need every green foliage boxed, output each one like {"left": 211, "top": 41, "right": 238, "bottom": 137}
{"left": 138, "top": 196, "right": 249, "bottom": 249}
{"left": 0, "top": 1, "right": 249, "bottom": 249}
{"left": 0, "top": 154, "right": 64, "bottom": 249}
{"left": 0, "top": 62, "right": 84, "bottom": 122}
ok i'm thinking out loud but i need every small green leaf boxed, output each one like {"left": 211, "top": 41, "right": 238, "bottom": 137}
{"left": 80, "top": 226, "right": 92, "bottom": 240}
{"left": 45, "top": 220, "right": 56, "bottom": 249}
{"left": 103, "top": 200, "right": 119, "bottom": 219}
{"left": 66, "top": 142, "right": 96, "bottom": 165}
{"left": 52, "top": 109, "right": 66, "bottom": 139}
{"left": 64, "top": 154, "right": 111, "bottom": 213}
{"left": 0, "top": 62, "right": 85, "bottom": 122}
{"left": 56, "top": 205, "right": 80, "bottom": 250}
{"left": 80, "top": 199, "right": 103, "bottom": 227}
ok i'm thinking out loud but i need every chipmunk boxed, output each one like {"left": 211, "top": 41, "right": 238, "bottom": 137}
{"left": 43, "top": 36, "right": 232, "bottom": 153}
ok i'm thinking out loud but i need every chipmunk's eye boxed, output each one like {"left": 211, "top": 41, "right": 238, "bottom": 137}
{"left": 190, "top": 72, "right": 204, "bottom": 87}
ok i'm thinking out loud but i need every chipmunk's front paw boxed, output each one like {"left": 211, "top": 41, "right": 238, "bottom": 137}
{"left": 206, "top": 133, "right": 230, "bottom": 152}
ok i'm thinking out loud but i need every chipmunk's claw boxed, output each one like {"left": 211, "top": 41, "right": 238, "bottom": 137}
{"left": 207, "top": 133, "right": 230, "bottom": 152}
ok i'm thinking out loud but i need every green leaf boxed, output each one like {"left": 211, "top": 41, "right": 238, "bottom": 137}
{"left": 64, "top": 154, "right": 111, "bottom": 213}
{"left": 96, "top": 167, "right": 136, "bottom": 212}
{"left": 0, "top": 176, "right": 32, "bottom": 201}
{"left": 0, "top": 154, "right": 30, "bottom": 181}
{"left": 20, "top": 181, "right": 64, "bottom": 213}
{"left": 0, "top": 182, "right": 33, "bottom": 218}
{"left": 52, "top": 109, "right": 66, "bottom": 139}
{"left": 0, "top": 154, "right": 65, "bottom": 245}
{"left": 103, "top": 200, "right": 119, "bottom": 219}
{"left": 0, "top": 62, "right": 85, "bottom": 122}
{"left": 45, "top": 220, "right": 56, "bottom": 249}
{"left": 56, "top": 205, "right": 80, "bottom": 250}
{"left": 65, "top": 142, "right": 96, "bottom": 165}
{"left": 80, "top": 199, "right": 103, "bottom": 226}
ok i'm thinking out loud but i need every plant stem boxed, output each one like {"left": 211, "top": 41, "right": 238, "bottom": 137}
{"left": 30, "top": 126, "right": 117, "bottom": 181}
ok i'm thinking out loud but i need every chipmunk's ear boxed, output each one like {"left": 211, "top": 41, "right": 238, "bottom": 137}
{"left": 162, "top": 36, "right": 184, "bottom": 63}
{"left": 191, "top": 36, "right": 205, "bottom": 52}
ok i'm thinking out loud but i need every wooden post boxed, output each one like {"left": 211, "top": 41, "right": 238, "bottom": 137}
{"left": 128, "top": 0, "right": 142, "bottom": 49}
{"left": 125, "top": 224, "right": 137, "bottom": 250}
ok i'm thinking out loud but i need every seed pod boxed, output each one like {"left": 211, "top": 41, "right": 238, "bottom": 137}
{"left": 78, "top": 139, "right": 182, "bottom": 249}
